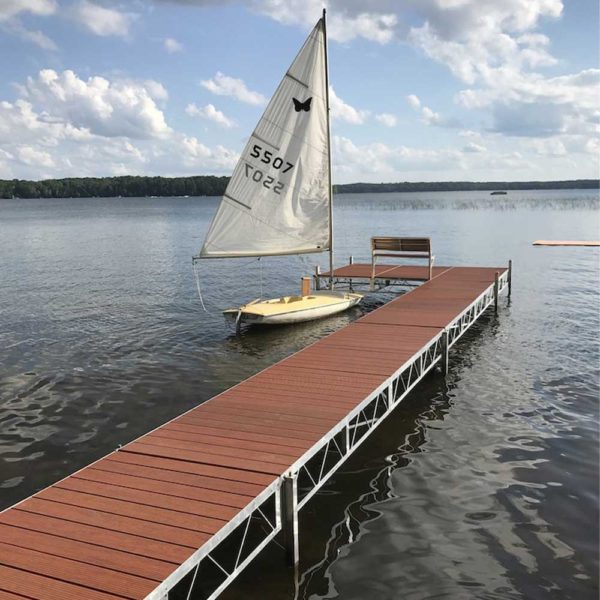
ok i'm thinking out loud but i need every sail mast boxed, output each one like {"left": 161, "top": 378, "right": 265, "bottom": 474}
{"left": 322, "top": 8, "right": 334, "bottom": 289}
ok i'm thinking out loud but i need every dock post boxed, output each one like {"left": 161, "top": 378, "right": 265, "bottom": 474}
{"left": 494, "top": 272, "right": 499, "bottom": 312}
{"left": 280, "top": 473, "right": 299, "bottom": 567}
{"left": 441, "top": 329, "right": 449, "bottom": 375}
{"left": 508, "top": 259, "right": 512, "bottom": 298}
{"left": 314, "top": 265, "right": 321, "bottom": 291}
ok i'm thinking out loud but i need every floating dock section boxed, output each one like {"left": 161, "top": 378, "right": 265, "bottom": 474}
{"left": 0, "top": 264, "right": 510, "bottom": 600}
{"left": 532, "top": 240, "right": 600, "bottom": 247}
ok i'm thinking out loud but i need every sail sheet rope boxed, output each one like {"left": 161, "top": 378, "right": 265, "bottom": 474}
{"left": 192, "top": 256, "right": 265, "bottom": 313}
{"left": 191, "top": 259, "right": 209, "bottom": 312}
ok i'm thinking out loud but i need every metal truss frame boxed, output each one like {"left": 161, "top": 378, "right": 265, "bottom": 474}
{"left": 147, "top": 479, "right": 280, "bottom": 600}
{"left": 148, "top": 270, "right": 509, "bottom": 600}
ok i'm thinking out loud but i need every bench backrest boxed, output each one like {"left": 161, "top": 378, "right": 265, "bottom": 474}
{"left": 371, "top": 236, "right": 431, "bottom": 259}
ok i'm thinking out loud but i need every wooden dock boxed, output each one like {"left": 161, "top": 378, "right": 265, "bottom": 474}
{"left": 0, "top": 264, "right": 510, "bottom": 600}
{"left": 532, "top": 240, "right": 600, "bottom": 247}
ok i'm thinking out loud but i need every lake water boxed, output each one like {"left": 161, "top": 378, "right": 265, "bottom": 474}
{"left": 1, "top": 190, "right": 598, "bottom": 599}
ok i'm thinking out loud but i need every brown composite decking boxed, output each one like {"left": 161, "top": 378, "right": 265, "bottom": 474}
{"left": 0, "top": 265, "right": 507, "bottom": 600}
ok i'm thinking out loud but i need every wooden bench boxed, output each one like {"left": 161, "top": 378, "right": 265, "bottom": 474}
{"left": 371, "top": 237, "right": 435, "bottom": 288}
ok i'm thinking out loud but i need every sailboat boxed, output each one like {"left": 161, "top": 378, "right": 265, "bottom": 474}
{"left": 194, "top": 10, "right": 362, "bottom": 330}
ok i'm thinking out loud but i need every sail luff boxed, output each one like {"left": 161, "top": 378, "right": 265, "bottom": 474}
{"left": 198, "top": 18, "right": 330, "bottom": 259}
{"left": 322, "top": 9, "right": 334, "bottom": 288}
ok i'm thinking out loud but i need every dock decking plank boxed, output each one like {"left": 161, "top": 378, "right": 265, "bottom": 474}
{"left": 0, "top": 523, "right": 174, "bottom": 582}
{"left": 107, "top": 450, "right": 277, "bottom": 486}
{"left": 126, "top": 428, "right": 304, "bottom": 460}
{"left": 8, "top": 505, "right": 206, "bottom": 554}
{"left": 161, "top": 422, "right": 312, "bottom": 449}
{"left": 171, "top": 413, "right": 326, "bottom": 442}
{"left": 2, "top": 503, "right": 198, "bottom": 558}
{"left": 0, "top": 565, "right": 121, "bottom": 600}
{"left": 89, "top": 456, "right": 268, "bottom": 496}
{"left": 0, "top": 591, "right": 32, "bottom": 600}
{"left": 72, "top": 468, "right": 253, "bottom": 508}
{"left": 123, "top": 443, "right": 287, "bottom": 475}
{"left": 0, "top": 541, "right": 156, "bottom": 600}
{"left": 54, "top": 477, "right": 240, "bottom": 520}
{"left": 137, "top": 433, "right": 301, "bottom": 464}
{"left": 34, "top": 487, "right": 229, "bottom": 534}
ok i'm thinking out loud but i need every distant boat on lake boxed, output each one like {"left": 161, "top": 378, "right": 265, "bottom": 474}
{"left": 490, "top": 190, "right": 508, "bottom": 195}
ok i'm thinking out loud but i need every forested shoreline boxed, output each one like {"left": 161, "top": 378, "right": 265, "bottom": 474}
{"left": 1, "top": 175, "right": 597, "bottom": 199}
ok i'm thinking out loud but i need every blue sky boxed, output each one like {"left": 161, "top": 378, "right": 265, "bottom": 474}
{"left": 0, "top": 0, "right": 598, "bottom": 183}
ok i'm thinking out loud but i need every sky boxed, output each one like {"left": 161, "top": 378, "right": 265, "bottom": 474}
{"left": 0, "top": 0, "right": 598, "bottom": 183}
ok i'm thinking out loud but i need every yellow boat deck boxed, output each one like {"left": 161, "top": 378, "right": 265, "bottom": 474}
{"left": 239, "top": 292, "right": 359, "bottom": 317}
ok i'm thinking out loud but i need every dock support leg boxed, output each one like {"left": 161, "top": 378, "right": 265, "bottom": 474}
{"left": 347, "top": 256, "right": 355, "bottom": 291}
{"left": 314, "top": 265, "right": 321, "bottom": 291}
{"left": 441, "top": 329, "right": 449, "bottom": 375}
{"left": 494, "top": 272, "right": 499, "bottom": 313}
{"left": 281, "top": 473, "right": 299, "bottom": 567}
{"left": 508, "top": 259, "right": 512, "bottom": 298}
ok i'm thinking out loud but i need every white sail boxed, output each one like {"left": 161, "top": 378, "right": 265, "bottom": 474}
{"left": 199, "top": 19, "right": 330, "bottom": 258}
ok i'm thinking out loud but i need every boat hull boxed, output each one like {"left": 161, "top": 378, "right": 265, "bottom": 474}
{"left": 224, "top": 291, "right": 362, "bottom": 326}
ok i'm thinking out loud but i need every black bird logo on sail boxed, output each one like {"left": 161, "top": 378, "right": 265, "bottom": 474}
{"left": 292, "top": 97, "right": 312, "bottom": 112}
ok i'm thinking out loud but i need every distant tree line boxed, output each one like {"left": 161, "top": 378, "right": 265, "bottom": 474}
{"left": 0, "top": 176, "right": 229, "bottom": 199}
{"left": 333, "top": 180, "right": 600, "bottom": 193}
{"left": 0, "top": 175, "right": 597, "bottom": 199}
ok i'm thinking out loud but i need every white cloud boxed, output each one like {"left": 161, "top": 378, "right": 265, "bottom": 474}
{"left": 241, "top": 0, "right": 397, "bottom": 44}
{"left": 407, "top": 0, "right": 563, "bottom": 82}
{"left": 329, "top": 87, "right": 369, "bottom": 124}
{"left": 421, "top": 106, "right": 443, "bottom": 126}
{"left": 73, "top": 1, "right": 133, "bottom": 37}
{"left": 182, "top": 135, "right": 211, "bottom": 159}
{"left": 0, "top": 0, "right": 57, "bottom": 50}
{"left": 0, "top": 0, "right": 56, "bottom": 22}
{"left": 0, "top": 70, "right": 240, "bottom": 180}
{"left": 177, "top": 136, "right": 237, "bottom": 169}
{"left": 406, "top": 95, "right": 421, "bottom": 110}
{"left": 463, "top": 142, "right": 486, "bottom": 153}
{"left": 17, "top": 145, "right": 55, "bottom": 168}
{"left": 229, "top": 0, "right": 595, "bottom": 152}
{"left": 376, "top": 113, "right": 397, "bottom": 127}
{"left": 458, "top": 68, "right": 600, "bottom": 140}
{"left": 402, "top": 0, "right": 597, "bottom": 149}
{"left": 0, "top": 19, "right": 58, "bottom": 50}
{"left": 156, "top": 1, "right": 397, "bottom": 44}
{"left": 526, "top": 138, "right": 567, "bottom": 156}
{"left": 164, "top": 37, "right": 183, "bottom": 53}
{"left": 21, "top": 69, "right": 171, "bottom": 139}
{"left": 144, "top": 80, "right": 169, "bottom": 102}
{"left": 3, "top": 1, "right": 596, "bottom": 181}
{"left": 406, "top": 94, "right": 461, "bottom": 128}
{"left": 186, "top": 103, "right": 236, "bottom": 128}
{"left": 17, "top": 27, "right": 57, "bottom": 50}
{"left": 327, "top": 11, "right": 397, "bottom": 44}
{"left": 332, "top": 134, "right": 463, "bottom": 180}
{"left": 0, "top": 99, "right": 92, "bottom": 145}
{"left": 201, "top": 71, "right": 266, "bottom": 105}
{"left": 331, "top": 133, "right": 594, "bottom": 183}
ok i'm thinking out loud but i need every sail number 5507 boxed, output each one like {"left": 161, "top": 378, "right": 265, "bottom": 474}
{"left": 249, "top": 144, "right": 294, "bottom": 173}
{"left": 244, "top": 163, "right": 284, "bottom": 194}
